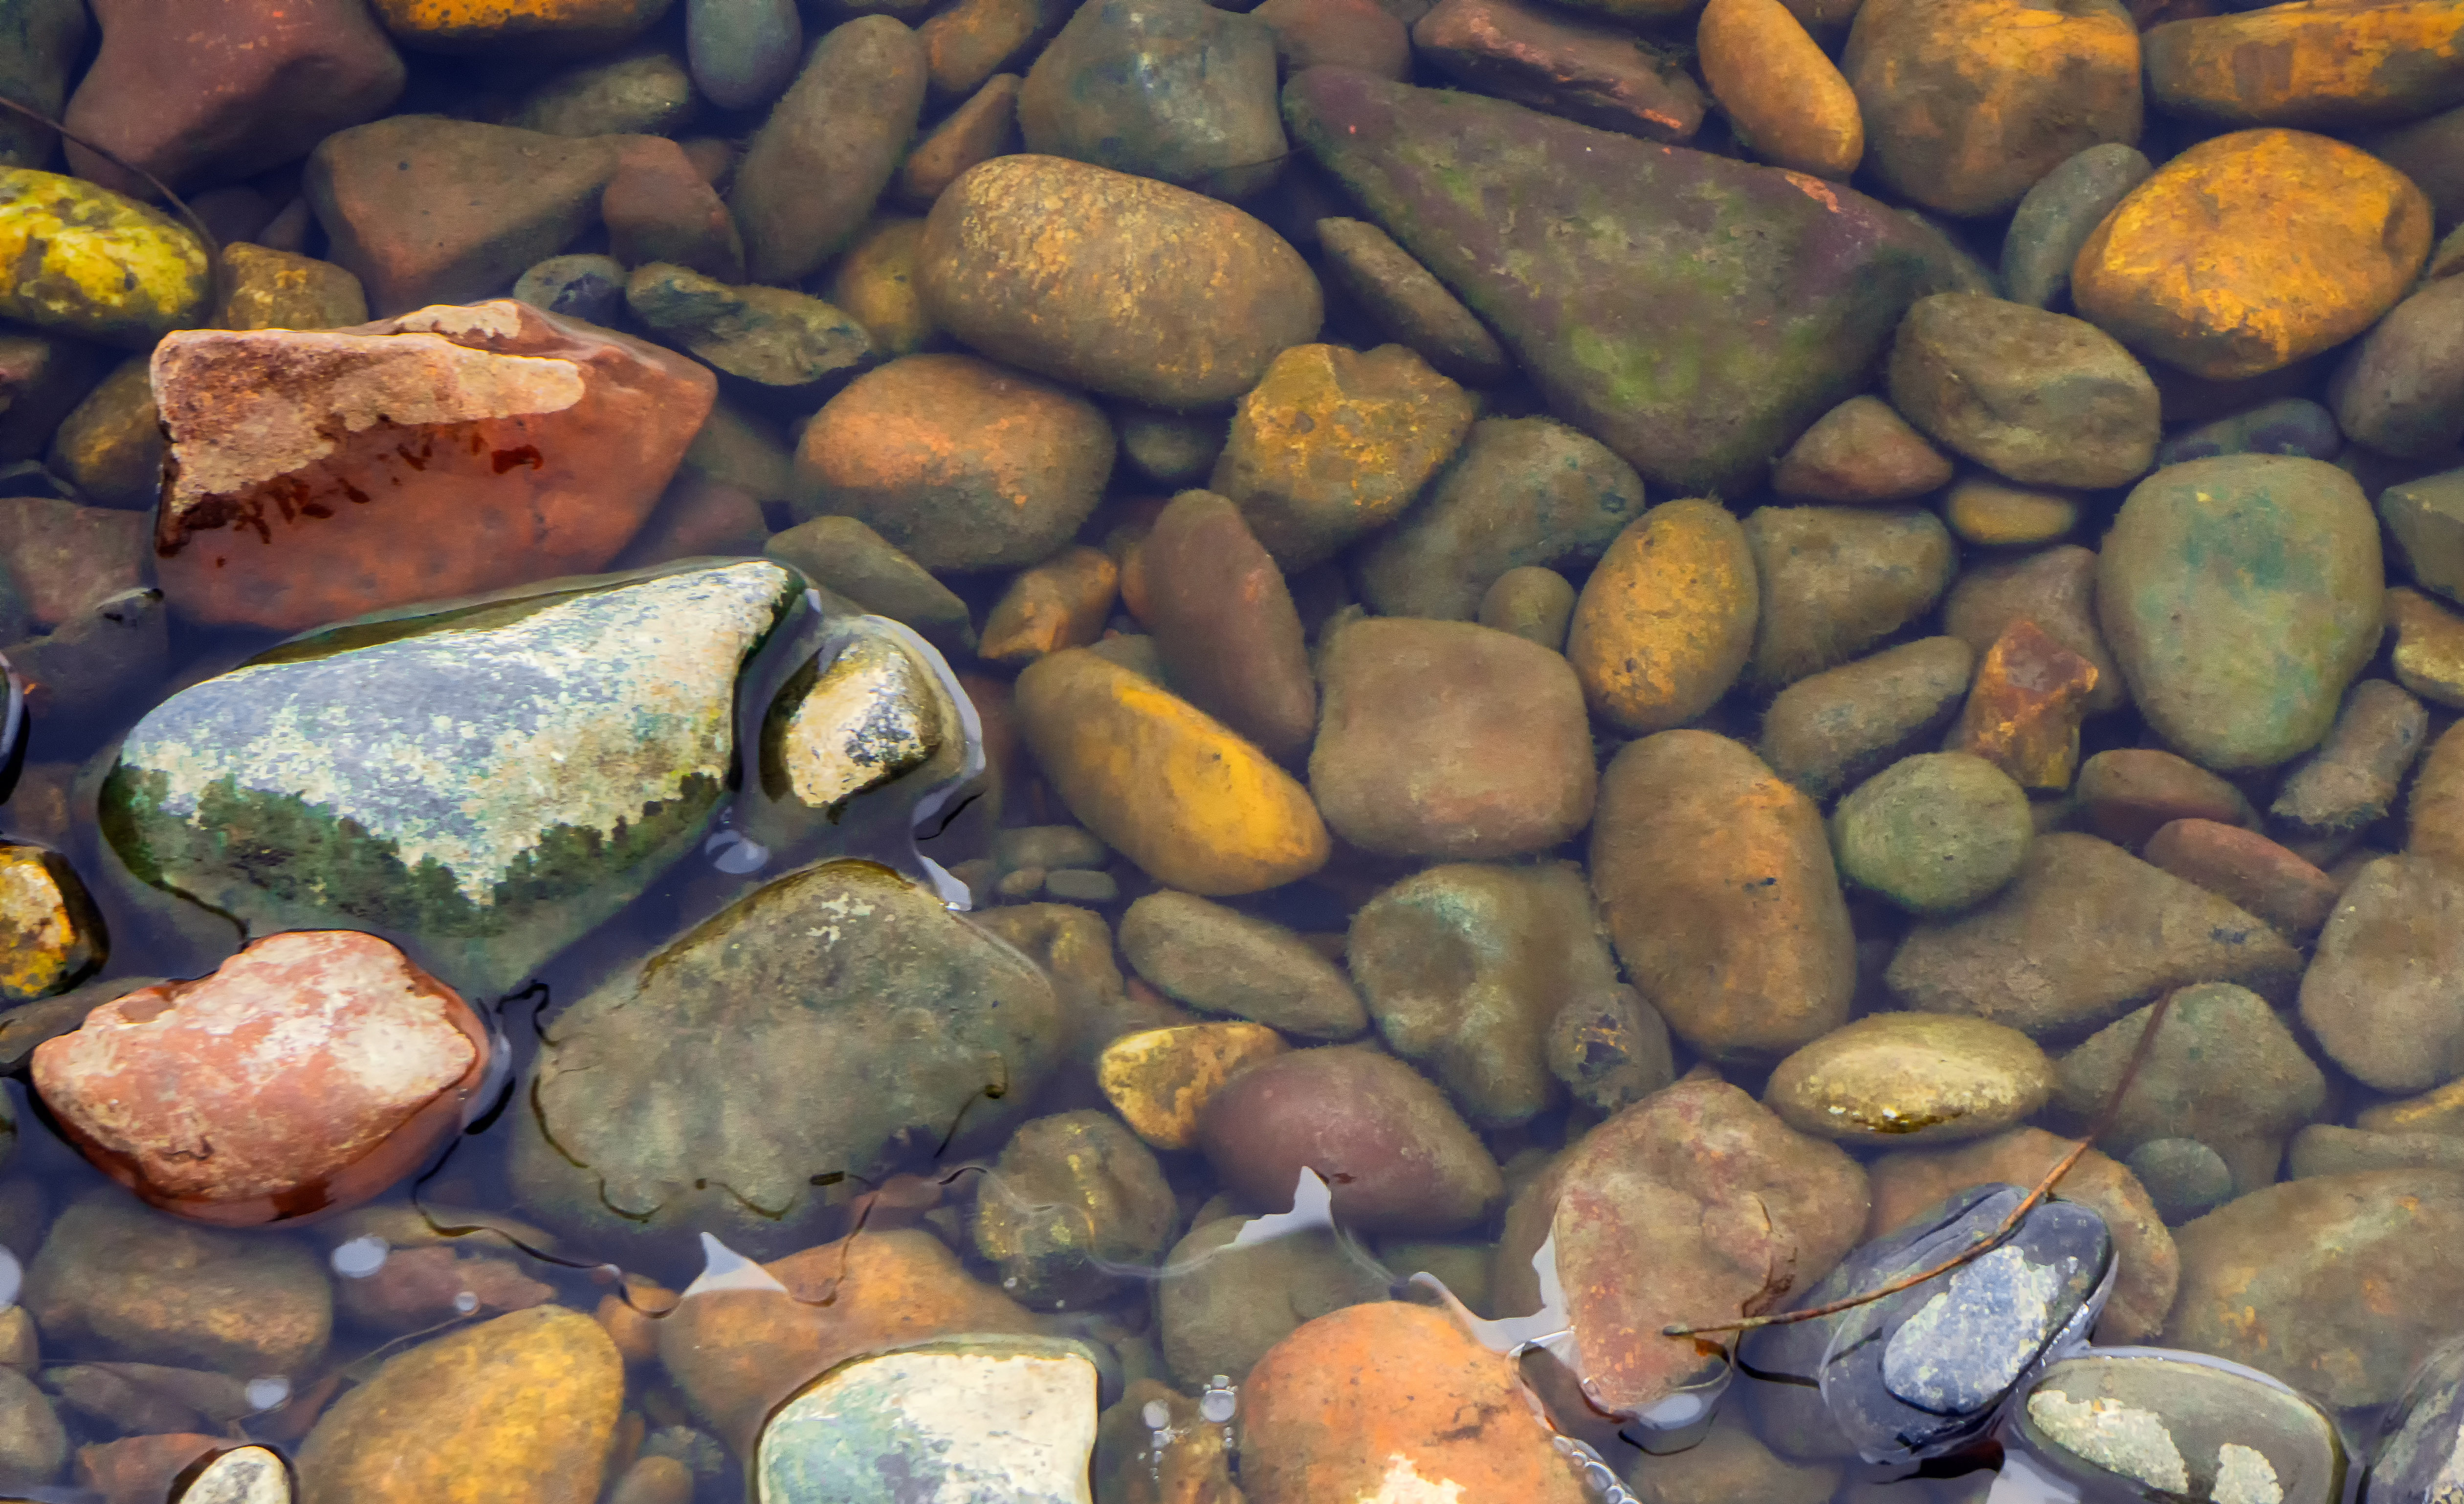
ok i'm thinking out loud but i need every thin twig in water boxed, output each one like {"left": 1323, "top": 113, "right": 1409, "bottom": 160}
{"left": 0, "top": 94, "right": 223, "bottom": 295}
{"left": 1663, "top": 987, "right": 2181, "bottom": 1339}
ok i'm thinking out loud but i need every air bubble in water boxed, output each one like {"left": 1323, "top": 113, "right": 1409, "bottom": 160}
{"left": 244, "top": 1375, "right": 290, "bottom": 1411}
{"left": 453, "top": 1291, "right": 479, "bottom": 1313}
{"left": 1199, "top": 1380, "right": 1236, "bottom": 1424}
{"left": 331, "top": 1236, "right": 388, "bottom": 1279}
{"left": 1141, "top": 1400, "right": 1170, "bottom": 1429}
{"left": 0, "top": 1247, "right": 20, "bottom": 1310}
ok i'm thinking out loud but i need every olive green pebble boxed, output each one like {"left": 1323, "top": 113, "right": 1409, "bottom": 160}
{"left": 2125, "top": 1136, "right": 2235, "bottom": 1224}
{"left": 1831, "top": 752, "right": 2033, "bottom": 914}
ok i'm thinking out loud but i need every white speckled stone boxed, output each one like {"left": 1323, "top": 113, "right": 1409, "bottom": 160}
{"left": 2018, "top": 1352, "right": 2343, "bottom": 1504}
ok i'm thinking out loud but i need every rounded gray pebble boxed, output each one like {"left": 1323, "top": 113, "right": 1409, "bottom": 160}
{"left": 2125, "top": 1136, "right": 2235, "bottom": 1224}
{"left": 1830, "top": 752, "right": 2033, "bottom": 915}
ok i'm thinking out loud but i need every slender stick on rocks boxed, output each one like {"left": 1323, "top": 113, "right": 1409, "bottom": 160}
{"left": 0, "top": 94, "right": 223, "bottom": 294}
{"left": 1662, "top": 987, "right": 2181, "bottom": 1339}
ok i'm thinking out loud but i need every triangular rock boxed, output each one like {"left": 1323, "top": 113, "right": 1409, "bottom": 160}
{"left": 1282, "top": 66, "right": 1938, "bottom": 495}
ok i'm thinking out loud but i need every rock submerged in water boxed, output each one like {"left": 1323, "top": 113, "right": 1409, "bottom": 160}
{"left": 2018, "top": 1350, "right": 2347, "bottom": 1504}
{"left": 102, "top": 558, "right": 802, "bottom": 998}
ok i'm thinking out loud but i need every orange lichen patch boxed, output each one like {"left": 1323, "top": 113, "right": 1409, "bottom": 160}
{"left": 1842, "top": 0, "right": 2143, "bottom": 217}
{"left": 2071, "top": 129, "right": 2431, "bottom": 381}
{"left": 1014, "top": 648, "right": 1330, "bottom": 895}
{"left": 1096, "top": 1021, "right": 1288, "bottom": 1150}
{"left": 1950, "top": 618, "right": 2099, "bottom": 790}
{"left": 1566, "top": 500, "right": 1759, "bottom": 734}
{"left": 980, "top": 545, "right": 1119, "bottom": 663}
{"left": 658, "top": 1227, "right": 1040, "bottom": 1455}
{"left": 368, "top": 0, "right": 668, "bottom": 49}
{"left": 1210, "top": 342, "right": 1474, "bottom": 569}
{"left": 1697, "top": 0, "right": 1863, "bottom": 179}
{"left": 1236, "top": 1303, "right": 1590, "bottom": 1504}
{"left": 0, "top": 842, "right": 104, "bottom": 1002}
{"left": 2145, "top": 0, "right": 2464, "bottom": 129}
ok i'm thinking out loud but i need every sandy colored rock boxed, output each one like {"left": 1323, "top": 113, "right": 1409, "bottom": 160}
{"left": 2165, "top": 1170, "right": 2464, "bottom": 1409}
{"left": 1016, "top": 648, "right": 1329, "bottom": 895}
{"left": 1887, "top": 832, "right": 2306, "bottom": 1037}
{"left": 1944, "top": 476, "right": 2079, "bottom": 547}
{"left": 1311, "top": 617, "right": 1596, "bottom": 860}
{"left": 1236, "top": 1303, "right": 1588, "bottom": 1504}
{"left": 918, "top": 154, "right": 1322, "bottom": 410}
{"left": 1120, "top": 890, "right": 1365, "bottom": 1040}
{"left": 32, "top": 931, "right": 486, "bottom": 1227}
{"left": 1887, "top": 293, "right": 2160, "bottom": 489}
{"left": 1747, "top": 504, "right": 1958, "bottom": 690}
{"left": 1697, "top": 0, "right": 1861, "bottom": 177}
{"left": 1591, "top": 731, "right": 1855, "bottom": 1060}
{"left": 1766, "top": 1012, "right": 2049, "bottom": 1145}
{"left": 2395, "top": 587, "right": 2464, "bottom": 710}
{"left": 793, "top": 353, "right": 1112, "bottom": 572}
{"left": 2413, "top": 720, "right": 2464, "bottom": 866}
{"left": 1209, "top": 342, "right": 1474, "bottom": 570}
{"left": 1569, "top": 499, "right": 1759, "bottom": 733}
{"left": 2072, "top": 129, "right": 2431, "bottom": 381}
{"left": 1842, "top": 0, "right": 2142, "bottom": 217}
{"left": 1770, "top": 396, "right": 1952, "bottom": 505}
{"left": 1863, "top": 1125, "right": 2179, "bottom": 1342}
{"left": 1096, "top": 1022, "right": 1287, "bottom": 1151}
{"left": 150, "top": 300, "right": 715, "bottom": 633}
{"left": 2300, "top": 855, "right": 2464, "bottom": 1092}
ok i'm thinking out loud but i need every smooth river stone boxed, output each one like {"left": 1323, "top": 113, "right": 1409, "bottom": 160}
{"left": 2019, "top": 1351, "right": 2347, "bottom": 1504}
{"left": 1764, "top": 1012, "right": 2052, "bottom": 1145}
{"left": 100, "top": 560, "right": 801, "bottom": 998}
{"left": 1283, "top": 66, "right": 1937, "bottom": 496}
{"left": 2098, "top": 455, "right": 2384, "bottom": 771}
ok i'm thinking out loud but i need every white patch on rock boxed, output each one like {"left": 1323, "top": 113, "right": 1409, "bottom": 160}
{"left": 1885, "top": 1244, "right": 2062, "bottom": 1414}
{"left": 392, "top": 302, "right": 531, "bottom": 340}
{"left": 1361, "top": 1454, "right": 1466, "bottom": 1504}
{"left": 761, "top": 1349, "right": 1097, "bottom": 1504}
{"left": 2213, "top": 1443, "right": 2284, "bottom": 1504}
{"left": 121, "top": 562, "right": 790, "bottom": 903}
{"left": 182, "top": 1446, "right": 289, "bottom": 1504}
{"left": 2026, "top": 1390, "right": 2190, "bottom": 1494}
{"left": 154, "top": 328, "right": 587, "bottom": 507}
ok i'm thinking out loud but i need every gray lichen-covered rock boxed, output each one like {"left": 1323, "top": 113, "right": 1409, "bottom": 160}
{"left": 99, "top": 560, "right": 802, "bottom": 997}
{"left": 510, "top": 859, "right": 1061, "bottom": 1258}
{"left": 2018, "top": 1351, "right": 2346, "bottom": 1504}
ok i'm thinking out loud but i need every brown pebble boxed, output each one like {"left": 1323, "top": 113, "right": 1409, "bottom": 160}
{"left": 2143, "top": 818, "right": 2338, "bottom": 941}
{"left": 1314, "top": 217, "right": 1511, "bottom": 387}
{"left": 1771, "top": 394, "right": 1953, "bottom": 505}
{"left": 1254, "top": 0, "right": 1410, "bottom": 77}
{"left": 2076, "top": 747, "right": 2251, "bottom": 848}
{"left": 980, "top": 546, "right": 1120, "bottom": 664}
{"left": 1759, "top": 637, "right": 1976, "bottom": 802}
{"left": 1140, "top": 489, "right": 1318, "bottom": 757}
{"left": 603, "top": 137, "right": 743, "bottom": 282}
{"left": 2272, "top": 679, "right": 2428, "bottom": 839}
{"left": 1478, "top": 564, "right": 1576, "bottom": 649}
{"left": 2407, "top": 719, "right": 2464, "bottom": 870}
{"left": 896, "top": 73, "right": 1021, "bottom": 208}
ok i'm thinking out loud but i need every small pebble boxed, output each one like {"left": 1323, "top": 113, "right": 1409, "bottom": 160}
{"left": 2125, "top": 1137, "right": 2235, "bottom": 1223}
{"left": 1040, "top": 868, "right": 1118, "bottom": 904}
{"left": 1831, "top": 752, "right": 2034, "bottom": 915}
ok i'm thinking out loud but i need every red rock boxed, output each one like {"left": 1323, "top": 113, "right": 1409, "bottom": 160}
{"left": 336, "top": 1244, "right": 553, "bottom": 1333}
{"left": 306, "top": 116, "right": 630, "bottom": 315}
{"left": 604, "top": 137, "right": 745, "bottom": 283}
{"left": 150, "top": 299, "right": 715, "bottom": 632}
{"left": 0, "top": 496, "right": 147, "bottom": 629}
{"left": 64, "top": 0, "right": 405, "bottom": 197}
{"left": 1252, "top": 0, "right": 1410, "bottom": 79}
{"left": 2144, "top": 818, "right": 2339, "bottom": 941}
{"left": 30, "top": 930, "right": 492, "bottom": 1227}
{"left": 1948, "top": 617, "right": 2100, "bottom": 791}
{"left": 77, "top": 1434, "right": 226, "bottom": 1504}
{"left": 612, "top": 473, "right": 770, "bottom": 571}
{"left": 1140, "top": 489, "right": 1318, "bottom": 757}
{"left": 2076, "top": 747, "right": 2252, "bottom": 848}
{"left": 1411, "top": 0, "right": 1708, "bottom": 143}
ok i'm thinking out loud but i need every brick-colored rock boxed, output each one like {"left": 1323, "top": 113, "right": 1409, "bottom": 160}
{"left": 2143, "top": 818, "right": 2338, "bottom": 941}
{"left": 1140, "top": 489, "right": 1316, "bottom": 758}
{"left": 2076, "top": 747, "right": 2249, "bottom": 848}
{"left": 1948, "top": 619, "right": 2100, "bottom": 791}
{"left": 151, "top": 300, "right": 713, "bottom": 632}
{"left": 32, "top": 930, "right": 488, "bottom": 1227}
{"left": 1413, "top": 0, "right": 1707, "bottom": 144}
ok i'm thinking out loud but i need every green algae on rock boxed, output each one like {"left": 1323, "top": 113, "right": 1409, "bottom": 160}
{"left": 2099, "top": 455, "right": 2384, "bottom": 771}
{"left": 100, "top": 560, "right": 803, "bottom": 997}
{"left": 0, "top": 168, "right": 209, "bottom": 345}
{"left": 510, "top": 858, "right": 1061, "bottom": 1258}
{"left": 1282, "top": 66, "right": 1937, "bottom": 495}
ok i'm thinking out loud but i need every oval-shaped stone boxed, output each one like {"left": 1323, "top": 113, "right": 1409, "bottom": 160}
{"left": 2021, "top": 1351, "right": 2347, "bottom": 1504}
{"left": 1765, "top": 1012, "right": 2053, "bottom": 1145}
{"left": 296, "top": 1306, "right": 622, "bottom": 1504}
{"left": 2145, "top": 0, "right": 2464, "bottom": 130}
{"left": 2098, "top": 456, "right": 2383, "bottom": 770}
{"left": 2371, "top": 1335, "right": 2464, "bottom": 1504}
{"left": 1696, "top": 0, "right": 1862, "bottom": 179}
{"left": 1567, "top": 499, "right": 1759, "bottom": 734}
{"left": 0, "top": 839, "right": 104, "bottom": 1002}
{"left": 369, "top": 0, "right": 670, "bottom": 53}
{"left": 1831, "top": 751, "right": 2034, "bottom": 915}
{"left": 917, "top": 154, "right": 1322, "bottom": 410}
{"left": 1014, "top": 648, "right": 1329, "bottom": 895}
{"left": 0, "top": 168, "right": 209, "bottom": 344}
{"left": 2072, "top": 129, "right": 2431, "bottom": 381}
{"left": 1749, "top": 1183, "right": 2113, "bottom": 1466}
{"left": 101, "top": 560, "right": 803, "bottom": 999}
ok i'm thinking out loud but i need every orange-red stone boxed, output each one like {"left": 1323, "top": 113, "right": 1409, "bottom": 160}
{"left": 149, "top": 300, "right": 714, "bottom": 632}
{"left": 1950, "top": 618, "right": 2099, "bottom": 790}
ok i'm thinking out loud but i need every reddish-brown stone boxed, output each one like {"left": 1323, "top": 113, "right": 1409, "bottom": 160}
{"left": 77, "top": 1435, "right": 227, "bottom": 1504}
{"left": 604, "top": 137, "right": 745, "bottom": 282}
{"left": 1411, "top": 0, "right": 1707, "bottom": 143}
{"left": 150, "top": 300, "right": 715, "bottom": 632}
{"left": 980, "top": 545, "right": 1120, "bottom": 663}
{"left": 894, "top": 73, "right": 1022, "bottom": 209}
{"left": 612, "top": 474, "right": 770, "bottom": 572}
{"left": 64, "top": 0, "right": 406, "bottom": 196}
{"left": 0, "top": 497, "right": 147, "bottom": 629}
{"left": 1949, "top": 618, "right": 2099, "bottom": 790}
{"left": 2076, "top": 746, "right": 2253, "bottom": 848}
{"left": 31, "top": 930, "right": 491, "bottom": 1227}
{"left": 1140, "top": 489, "right": 1317, "bottom": 757}
{"left": 2144, "top": 818, "right": 2339, "bottom": 941}
{"left": 336, "top": 1244, "right": 554, "bottom": 1333}
{"left": 1253, "top": 0, "right": 1411, "bottom": 79}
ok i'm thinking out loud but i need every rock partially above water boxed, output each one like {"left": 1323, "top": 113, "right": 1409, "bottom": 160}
{"left": 2019, "top": 1350, "right": 2347, "bottom": 1504}
{"left": 512, "top": 859, "right": 1061, "bottom": 1257}
{"left": 1284, "top": 66, "right": 1936, "bottom": 494}
{"left": 32, "top": 930, "right": 487, "bottom": 1227}
{"left": 150, "top": 300, "right": 716, "bottom": 633}
{"left": 103, "top": 559, "right": 800, "bottom": 998}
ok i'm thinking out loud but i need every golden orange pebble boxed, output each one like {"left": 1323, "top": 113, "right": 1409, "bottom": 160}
{"left": 369, "top": 0, "right": 668, "bottom": 47}
{"left": 1096, "top": 1022, "right": 1289, "bottom": 1151}
{"left": 1566, "top": 499, "right": 1760, "bottom": 734}
{"left": 2146, "top": 0, "right": 2464, "bottom": 128}
{"left": 2071, "top": 128, "right": 2432, "bottom": 381}
{"left": 1695, "top": 0, "right": 1864, "bottom": 180}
